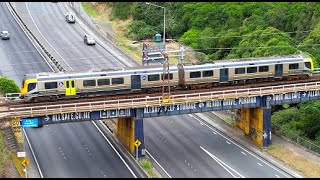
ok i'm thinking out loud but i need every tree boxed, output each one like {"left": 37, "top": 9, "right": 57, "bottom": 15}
{"left": 0, "top": 77, "right": 20, "bottom": 94}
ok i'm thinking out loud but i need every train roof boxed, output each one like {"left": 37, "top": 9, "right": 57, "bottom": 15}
{"left": 184, "top": 54, "right": 308, "bottom": 71}
{"left": 35, "top": 65, "right": 179, "bottom": 81}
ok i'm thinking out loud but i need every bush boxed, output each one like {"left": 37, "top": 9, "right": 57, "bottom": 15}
{"left": 0, "top": 77, "right": 20, "bottom": 94}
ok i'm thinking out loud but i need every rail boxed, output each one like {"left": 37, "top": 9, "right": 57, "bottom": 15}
{"left": 1, "top": 81, "right": 320, "bottom": 119}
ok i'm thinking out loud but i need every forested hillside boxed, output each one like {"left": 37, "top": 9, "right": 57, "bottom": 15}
{"left": 101, "top": 2, "right": 320, "bottom": 145}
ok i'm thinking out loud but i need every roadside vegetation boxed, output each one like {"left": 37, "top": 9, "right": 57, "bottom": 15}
{"left": 0, "top": 131, "right": 13, "bottom": 177}
{"left": 0, "top": 77, "right": 20, "bottom": 177}
{"left": 266, "top": 144, "right": 320, "bottom": 178}
{"left": 139, "top": 159, "right": 159, "bottom": 178}
{"left": 0, "top": 77, "right": 20, "bottom": 94}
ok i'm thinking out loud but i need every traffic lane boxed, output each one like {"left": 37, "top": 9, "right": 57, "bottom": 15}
{"left": 0, "top": 2, "right": 51, "bottom": 85}
{"left": 190, "top": 114, "right": 289, "bottom": 178}
{"left": 145, "top": 114, "right": 288, "bottom": 178}
{"left": 25, "top": 121, "right": 134, "bottom": 178}
{"left": 24, "top": 2, "right": 125, "bottom": 71}
{"left": 144, "top": 115, "right": 233, "bottom": 178}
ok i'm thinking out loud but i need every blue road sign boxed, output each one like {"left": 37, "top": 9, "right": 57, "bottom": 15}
{"left": 21, "top": 118, "right": 39, "bottom": 128}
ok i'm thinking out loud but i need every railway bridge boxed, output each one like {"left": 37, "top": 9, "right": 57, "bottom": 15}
{"left": 1, "top": 81, "right": 320, "bottom": 157}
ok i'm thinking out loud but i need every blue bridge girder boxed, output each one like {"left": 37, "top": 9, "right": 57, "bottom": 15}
{"left": 1, "top": 81, "right": 320, "bottom": 124}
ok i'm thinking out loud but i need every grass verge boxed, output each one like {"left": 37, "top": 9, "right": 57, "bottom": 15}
{"left": 266, "top": 143, "right": 320, "bottom": 177}
{"left": 0, "top": 131, "right": 13, "bottom": 177}
{"left": 139, "top": 159, "right": 159, "bottom": 178}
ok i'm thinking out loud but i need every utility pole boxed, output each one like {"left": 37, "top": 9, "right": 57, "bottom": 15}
{"left": 143, "top": 42, "right": 171, "bottom": 103}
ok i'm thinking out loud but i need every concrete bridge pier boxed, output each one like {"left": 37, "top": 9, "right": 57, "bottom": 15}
{"left": 234, "top": 107, "right": 272, "bottom": 148}
{"left": 115, "top": 108, "right": 145, "bottom": 157}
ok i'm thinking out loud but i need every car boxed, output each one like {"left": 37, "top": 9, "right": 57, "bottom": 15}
{"left": 0, "top": 31, "right": 10, "bottom": 40}
{"left": 65, "top": 13, "right": 75, "bottom": 23}
{"left": 83, "top": 34, "right": 95, "bottom": 45}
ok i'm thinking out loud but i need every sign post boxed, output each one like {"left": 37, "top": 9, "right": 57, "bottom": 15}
{"left": 21, "top": 158, "right": 29, "bottom": 178}
{"left": 133, "top": 139, "right": 141, "bottom": 161}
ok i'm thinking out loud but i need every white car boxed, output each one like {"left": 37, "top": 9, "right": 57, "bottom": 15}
{"left": 65, "top": 13, "right": 76, "bottom": 23}
{"left": 84, "top": 34, "right": 95, "bottom": 45}
{"left": 0, "top": 31, "right": 10, "bottom": 40}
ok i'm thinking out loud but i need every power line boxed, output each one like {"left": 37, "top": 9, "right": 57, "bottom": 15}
{"left": 177, "top": 30, "right": 311, "bottom": 41}
{"left": 183, "top": 43, "right": 320, "bottom": 51}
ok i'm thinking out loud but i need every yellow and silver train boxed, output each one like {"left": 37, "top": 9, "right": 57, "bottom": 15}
{"left": 20, "top": 54, "right": 314, "bottom": 102}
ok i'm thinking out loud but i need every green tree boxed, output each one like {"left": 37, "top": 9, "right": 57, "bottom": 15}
{"left": 0, "top": 77, "right": 20, "bottom": 94}
{"left": 227, "top": 27, "right": 298, "bottom": 59}
{"left": 298, "top": 101, "right": 320, "bottom": 140}
{"left": 298, "top": 22, "right": 320, "bottom": 67}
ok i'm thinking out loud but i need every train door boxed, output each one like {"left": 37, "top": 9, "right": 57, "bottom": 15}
{"left": 131, "top": 75, "right": 141, "bottom": 90}
{"left": 219, "top": 68, "right": 229, "bottom": 82}
{"left": 65, "top": 80, "right": 76, "bottom": 96}
{"left": 275, "top": 64, "right": 283, "bottom": 77}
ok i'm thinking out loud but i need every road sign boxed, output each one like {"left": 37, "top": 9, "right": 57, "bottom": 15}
{"left": 21, "top": 118, "right": 39, "bottom": 128}
{"left": 21, "top": 159, "right": 30, "bottom": 167}
{"left": 134, "top": 139, "right": 141, "bottom": 147}
{"left": 17, "top": 152, "right": 26, "bottom": 157}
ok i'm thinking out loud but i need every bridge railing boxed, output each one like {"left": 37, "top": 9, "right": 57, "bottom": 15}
{"left": 313, "top": 68, "right": 320, "bottom": 75}
{"left": 3, "top": 80, "right": 320, "bottom": 118}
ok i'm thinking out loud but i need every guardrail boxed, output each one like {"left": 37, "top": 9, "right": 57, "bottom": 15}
{"left": 2, "top": 81, "right": 320, "bottom": 118}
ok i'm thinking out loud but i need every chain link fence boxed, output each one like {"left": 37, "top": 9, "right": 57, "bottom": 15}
{"left": 272, "top": 126, "right": 320, "bottom": 154}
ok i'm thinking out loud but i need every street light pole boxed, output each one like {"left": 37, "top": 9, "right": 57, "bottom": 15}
{"left": 146, "top": 2, "right": 166, "bottom": 51}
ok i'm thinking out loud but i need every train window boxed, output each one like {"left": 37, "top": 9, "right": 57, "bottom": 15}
{"left": 305, "top": 62, "right": 311, "bottom": 69}
{"left": 83, "top": 80, "right": 96, "bottom": 87}
{"left": 98, "top": 79, "right": 110, "bottom": 86}
{"left": 45, "top": 82, "right": 57, "bottom": 89}
{"left": 148, "top": 74, "right": 160, "bottom": 81}
{"left": 190, "top": 71, "right": 201, "bottom": 78}
{"left": 235, "top": 68, "right": 245, "bottom": 74}
{"left": 289, "top": 63, "right": 299, "bottom": 70}
{"left": 112, "top": 78, "right": 124, "bottom": 85}
{"left": 161, "top": 73, "right": 173, "bottom": 80}
{"left": 259, "top": 66, "right": 269, "bottom": 72}
{"left": 247, "top": 67, "right": 257, "bottom": 73}
{"left": 27, "top": 83, "right": 36, "bottom": 92}
{"left": 203, "top": 70, "right": 213, "bottom": 77}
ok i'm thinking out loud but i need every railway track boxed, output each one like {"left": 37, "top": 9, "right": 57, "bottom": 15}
{"left": 2, "top": 75, "right": 320, "bottom": 110}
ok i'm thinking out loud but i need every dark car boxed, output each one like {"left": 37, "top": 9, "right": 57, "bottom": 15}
{"left": 0, "top": 31, "right": 10, "bottom": 40}
{"left": 84, "top": 34, "right": 95, "bottom": 45}
{"left": 65, "top": 13, "right": 75, "bottom": 23}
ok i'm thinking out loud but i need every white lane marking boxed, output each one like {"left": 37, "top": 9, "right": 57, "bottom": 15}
{"left": 25, "top": 2, "right": 73, "bottom": 71}
{"left": 5, "top": 2, "right": 55, "bottom": 73}
{"left": 92, "top": 121, "right": 137, "bottom": 178}
{"left": 188, "top": 114, "right": 193, "bottom": 117}
{"left": 146, "top": 150, "right": 172, "bottom": 178}
{"left": 257, "top": 162, "right": 263, "bottom": 167}
{"left": 226, "top": 141, "right": 230, "bottom": 144}
{"left": 275, "top": 174, "right": 280, "bottom": 178}
{"left": 23, "top": 129, "right": 44, "bottom": 178}
{"left": 192, "top": 114, "right": 291, "bottom": 177}
{"left": 212, "top": 131, "right": 217, "bottom": 135}
{"left": 200, "top": 146, "right": 245, "bottom": 178}
{"left": 241, "top": 151, "right": 246, "bottom": 156}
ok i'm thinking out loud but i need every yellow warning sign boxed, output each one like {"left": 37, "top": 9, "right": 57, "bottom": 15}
{"left": 21, "top": 158, "right": 30, "bottom": 167}
{"left": 133, "top": 139, "right": 141, "bottom": 147}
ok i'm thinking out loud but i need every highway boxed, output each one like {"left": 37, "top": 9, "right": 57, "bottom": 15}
{"left": 2, "top": 2, "right": 135, "bottom": 178}
{"left": 7, "top": 2, "right": 293, "bottom": 178}
{"left": 0, "top": 2, "right": 51, "bottom": 85}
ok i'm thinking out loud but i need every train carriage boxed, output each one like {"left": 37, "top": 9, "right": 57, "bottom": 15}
{"left": 20, "top": 54, "right": 314, "bottom": 102}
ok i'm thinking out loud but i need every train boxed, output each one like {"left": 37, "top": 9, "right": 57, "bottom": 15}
{"left": 20, "top": 54, "right": 314, "bottom": 102}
